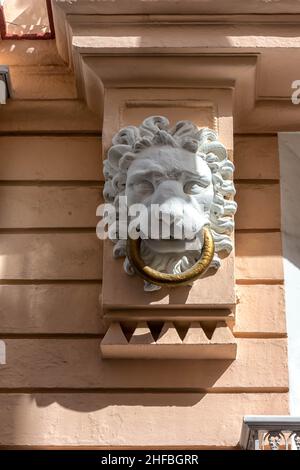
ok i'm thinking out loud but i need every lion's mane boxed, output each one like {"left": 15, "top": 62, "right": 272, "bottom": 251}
{"left": 103, "top": 116, "right": 236, "bottom": 289}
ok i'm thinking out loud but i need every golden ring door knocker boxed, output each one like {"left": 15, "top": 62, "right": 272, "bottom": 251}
{"left": 127, "top": 226, "right": 215, "bottom": 287}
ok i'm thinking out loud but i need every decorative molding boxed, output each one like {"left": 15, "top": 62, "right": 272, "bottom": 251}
{"left": 51, "top": 4, "right": 300, "bottom": 133}
{"left": 103, "top": 308, "right": 234, "bottom": 325}
{"left": 53, "top": 1, "right": 300, "bottom": 16}
{"left": 100, "top": 321, "right": 237, "bottom": 359}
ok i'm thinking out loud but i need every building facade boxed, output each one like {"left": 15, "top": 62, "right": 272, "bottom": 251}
{"left": 0, "top": 0, "right": 299, "bottom": 450}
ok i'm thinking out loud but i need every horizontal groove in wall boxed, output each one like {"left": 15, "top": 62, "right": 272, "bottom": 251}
{"left": 0, "top": 279, "right": 102, "bottom": 285}
{"left": 0, "top": 131, "right": 102, "bottom": 137}
{"left": 234, "top": 133, "right": 278, "bottom": 137}
{"left": 0, "top": 387, "right": 289, "bottom": 394}
{"left": 233, "top": 132, "right": 281, "bottom": 136}
{"left": 236, "top": 279, "right": 284, "bottom": 285}
{"left": 233, "top": 332, "right": 287, "bottom": 339}
{"left": 0, "top": 334, "right": 104, "bottom": 339}
{"left": 0, "top": 132, "right": 276, "bottom": 138}
{"left": 0, "top": 228, "right": 97, "bottom": 234}
{"left": 235, "top": 228, "right": 281, "bottom": 233}
{"left": 0, "top": 333, "right": 286, "bottom": 339}
{"left": 0, "top": 180, "right": 278, "bottom": 185}
{"left": 0, "top": 228, "right": 280, "bottom": 234}
{"left": 234, "top": 179, "right": 279, "bottom": 184}
{"left": 0, "top": 279, "right": 282, "bottom": 286}
{"left": 0, "top": 181, "right": 102, "bottom": 187}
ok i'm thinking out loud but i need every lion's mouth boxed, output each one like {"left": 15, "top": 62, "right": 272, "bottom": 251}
{"left": 143, "top": 235, "right": 202, "bottom": 254}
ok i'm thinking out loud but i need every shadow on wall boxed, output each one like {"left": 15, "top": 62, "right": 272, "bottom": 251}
{"left": 32, "top": 388, "right": 210, "bottom": 411}
{"left": 278, "top": 133, "right": 300, "bottom": 252}
{"left": 6, "top": 391, "right": 251, "bottom": 447}
{"left": 1, "top": 339, "right": 234, "bottom": 412}
{"left": 11, "top": 372, "right": 238, "bottom": 446}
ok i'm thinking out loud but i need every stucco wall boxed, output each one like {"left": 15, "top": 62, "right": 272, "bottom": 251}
{"left": 0, "top": 125, "right": 288, "bottom": 447}
{"left": 0, "top": 15, "right": 290, "bottom": 445}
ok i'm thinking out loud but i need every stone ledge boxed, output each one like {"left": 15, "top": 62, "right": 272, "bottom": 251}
{"left": 100, "top": 321, "right": 237, "bottom": 359}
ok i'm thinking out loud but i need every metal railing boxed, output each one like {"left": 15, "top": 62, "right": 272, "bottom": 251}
{"left": 240, "top": 416, "right": 300, "bottom": 450}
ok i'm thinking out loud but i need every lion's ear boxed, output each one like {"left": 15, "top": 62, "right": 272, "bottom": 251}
{"left": 107, "top": 145, "right": 131, "bottom": 170}
{"left": 119, "top": 152, "right": 136, "bottom": 172}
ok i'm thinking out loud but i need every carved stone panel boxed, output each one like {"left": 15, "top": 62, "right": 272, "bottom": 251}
{"left": 101, "top": 88, "right": 236, "bottom": 311}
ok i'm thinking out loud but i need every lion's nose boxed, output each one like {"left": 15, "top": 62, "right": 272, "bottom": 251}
{"left": 152, "top": 181, "right": 187, "bottom": 226}
{"left": 157, "top": 202, "right": 199, "bottom": 240}
{"left": 152, "top": 180, "right": 186, "bottom": 205}
{"left": 158, "top": 200, "right": 185, "bottom": 221}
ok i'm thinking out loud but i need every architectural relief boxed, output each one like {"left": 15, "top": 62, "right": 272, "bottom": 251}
{"left": 103, "top": 116, "right": 236, "bottom": 291}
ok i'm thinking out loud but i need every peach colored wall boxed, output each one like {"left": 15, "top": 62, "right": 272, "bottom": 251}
{"left": 0, "top": 128, "right": 288, "bottom": 448}
{"left": 0, "top": 11, "right": 289, "bottom": 447}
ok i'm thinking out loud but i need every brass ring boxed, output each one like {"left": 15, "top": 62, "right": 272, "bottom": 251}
{"left": 127, "top": 226, "right": 215, "bottom": 287}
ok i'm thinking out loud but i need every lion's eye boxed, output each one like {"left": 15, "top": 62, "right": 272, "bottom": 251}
{"left": 132, "top": 180, "right": 154, "bottom": 196}
{"left": 184, "top": 181, "right": 207, "bottom": 194}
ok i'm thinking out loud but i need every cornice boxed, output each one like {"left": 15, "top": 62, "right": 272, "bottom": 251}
{"left": 52, "top": 0, "right": 300, "bottom": 15}
{"left": 67, "top": 13, "right": 300, "bottom": 25}
{"left": 50, "top": 4, "right": 300, "bottom": 133}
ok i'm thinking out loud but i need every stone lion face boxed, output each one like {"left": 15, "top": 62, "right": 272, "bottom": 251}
{"left": 126, "top": 145, "right": 214, "bottom": 255}
{"left": 103, "top": 116, "right": 236, "bottom": 291}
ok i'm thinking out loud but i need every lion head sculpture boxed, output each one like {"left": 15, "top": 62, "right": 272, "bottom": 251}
{"left": 103, "top": 116, "right": 237, "bottom": 292}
